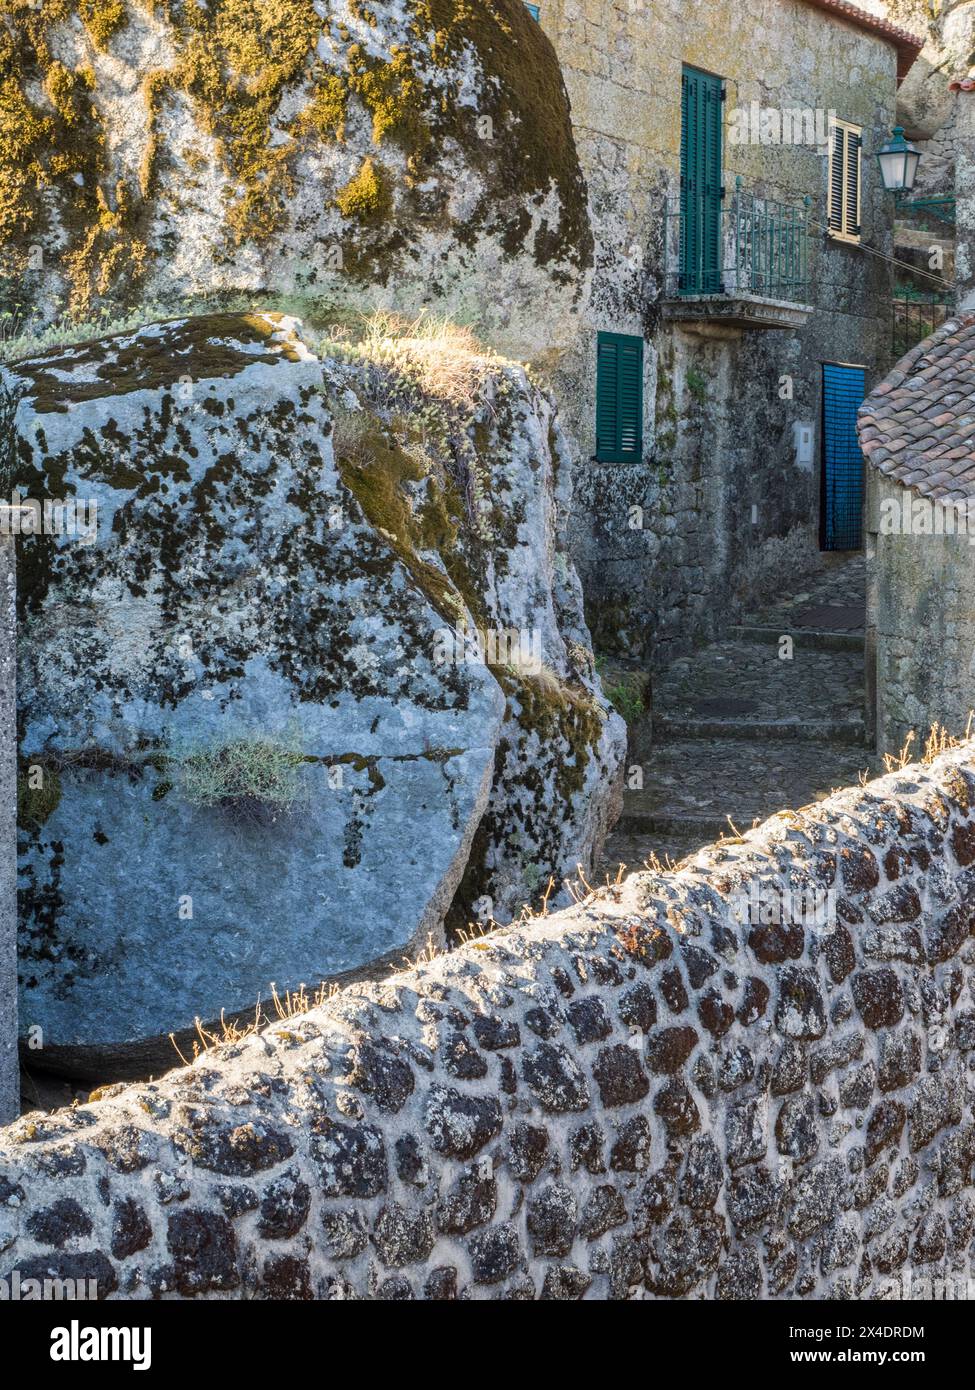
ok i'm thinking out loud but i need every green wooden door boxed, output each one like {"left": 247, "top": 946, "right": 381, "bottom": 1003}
{"left": 596, "top": 331, "right": 643, "bottom": 463}
{"left": 680, "top": 65, "right": 723, "bottom": 294}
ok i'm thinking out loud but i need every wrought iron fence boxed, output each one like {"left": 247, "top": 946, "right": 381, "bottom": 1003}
{"left": 664, "top": 179, "right": 811, "bottom": 303}
{"left": 890, "top": 286, "right": 954, "bottom": 362}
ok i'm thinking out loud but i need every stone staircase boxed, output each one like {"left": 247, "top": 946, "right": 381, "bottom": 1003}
{"left": 598, "top": 554, "right": 877, "bottom": 873}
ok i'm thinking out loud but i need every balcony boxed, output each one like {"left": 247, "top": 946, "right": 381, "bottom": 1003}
{"left": 662, "top": 180, "right": 814, "bottom": 334}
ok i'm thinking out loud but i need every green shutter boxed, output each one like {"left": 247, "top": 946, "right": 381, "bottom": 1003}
{"left": 596, "top": 332, "right": 643, "bottom": 463}
{"left": 680, "top": 65, "right": 723, "bottom": 294}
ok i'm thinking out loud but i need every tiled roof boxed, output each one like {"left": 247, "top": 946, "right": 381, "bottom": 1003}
{"left": 798, "top": 0, "right": 924, "bottom": 81}
{"left": 858, "top": 315, "right": 975, "bottom": 501}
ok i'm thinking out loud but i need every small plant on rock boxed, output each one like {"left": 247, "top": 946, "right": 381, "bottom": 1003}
{"left": 173, "top": 731, "right": 307, "bottom": 826}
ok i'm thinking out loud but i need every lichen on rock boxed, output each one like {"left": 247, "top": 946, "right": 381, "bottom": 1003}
{"left": 0, "top": 0, "right": 592, "bottom": 357}
{"left": 6, "top": 309, "right": 622, "bottom": 1067}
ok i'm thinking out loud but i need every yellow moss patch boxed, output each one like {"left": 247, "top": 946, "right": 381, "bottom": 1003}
{"left": 0, "top": 73, "right": 53, "bottom": 242}
{"left": 62, "top": 180, "right": 149, "bottom": 319}
{"left": 347, "top": 43, "right": 429, "bottom": 159}
{"left": 139, "top": 70, "right": 170, "bottom": 198}
{"left": 295, "top": 70, "right": 347, "bottom": 140}
{"left": 335, "top": 155, "right": 392, "bottom": 224}
{"left": 0, "top": 4, "right": 129, "bottom": 311}
{"left": 157, "top": 0, "right": 323, "bottom": 246}
{"left": 209, "top": 0, "right": 320, "bottom": 87}
{"left": 44, "top": 62, "right": 94, "bottom": 129}
{"left": 79, "top": 0, "right": 128, "bottom": 51}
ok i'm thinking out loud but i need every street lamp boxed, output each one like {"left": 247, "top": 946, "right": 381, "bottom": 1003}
{"left": 875, "top": 126, "right": 922, "bottom": 193}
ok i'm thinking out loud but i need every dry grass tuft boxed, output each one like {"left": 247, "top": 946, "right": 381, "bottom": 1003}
{"left": 326, "top": 309, "right": 505, "bottom": 411}
{"left": 881, "top": 713, "right": 975, "bottom": 774}
{"left": 172, "top": 731, "right": 307, "bottom": 825}
{"left": 169, "top": 980, "right": 339, "bottom": 1064}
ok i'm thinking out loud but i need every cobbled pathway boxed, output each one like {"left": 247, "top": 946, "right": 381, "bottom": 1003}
{"left": 599, "top": 554, "right": 878, "bottom": 873}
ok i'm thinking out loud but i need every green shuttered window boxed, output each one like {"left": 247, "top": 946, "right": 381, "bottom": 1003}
{"left": 596, "top": 331, "right": 643, "bottom": 463}
{"left": 680, "top": 65, "right": 724, "bottom": 294}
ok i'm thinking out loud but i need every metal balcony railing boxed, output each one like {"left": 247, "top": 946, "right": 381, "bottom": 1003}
{"left": 890, "top": 285, "right": 955, "bottom": 363}
{"left": 664, "top": 178, "right": 811, "bottom": 305}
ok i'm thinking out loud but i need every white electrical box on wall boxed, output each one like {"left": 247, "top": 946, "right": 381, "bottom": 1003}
{"left": 794, "top": 421, "right": 815, "bottom": 469}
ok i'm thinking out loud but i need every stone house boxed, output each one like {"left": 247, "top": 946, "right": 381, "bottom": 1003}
{"left": 531, "top": 0, "right": 923, "bottom": 664}
{"left": 859, "top": 73, "right": 975, "bottom": 757}
{"left": 859, "top": 312, "right": 975, "bottom": 756}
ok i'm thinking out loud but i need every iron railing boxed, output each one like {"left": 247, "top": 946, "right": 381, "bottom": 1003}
{"left": 664, "top": 178, "right": 811, "bottom": 303}
{"left": 890, "top": 285, "right": 954, "bottom": 362}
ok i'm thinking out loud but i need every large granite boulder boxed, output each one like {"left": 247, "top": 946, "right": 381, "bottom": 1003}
{"left": 7, "top": 311, "right": 624, "bottom": 1071}
{"left": 889, "top": 0, "right": 974, "bottom": 145}
{"left": 0, "top": 0, "right": 591, "bottom": 358}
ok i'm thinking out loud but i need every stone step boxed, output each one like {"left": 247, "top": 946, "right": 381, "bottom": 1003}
{"left": 653, "top": 715, "right": 866, "bottom": 745}
{"left": 614, "top": 735, "right": 877, "bottom": 831}
{"left": 600, "top": 714, "right": 878, "bottom": 876}
{"left": 729, "top": 623, "right": 863, "bottom": 653}
{"left": 597, "top": 830, "right": 710, "bottom": 875}
{"left": 616, "top": 809, "right": 735, "bottom": 837}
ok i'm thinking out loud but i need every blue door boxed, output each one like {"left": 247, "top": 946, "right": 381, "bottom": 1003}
{"left": 821, "top": 363, "right": 866, "bottom": 550}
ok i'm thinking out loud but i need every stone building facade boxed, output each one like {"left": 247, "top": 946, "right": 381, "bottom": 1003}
{"left": 533, "top": 0, "right": 921, "bottom": 663}
{"left": 859, "top": 75, "right": 975, "bottom": 759}
{"left": 860, "top": 312, "right": 975, "bottom": 756}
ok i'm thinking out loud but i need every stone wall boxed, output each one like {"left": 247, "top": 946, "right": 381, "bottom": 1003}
{"left": 866, "top": 472, "right": 975, "bottom": 758}
{"left": 4, "top": 743, "right": 975, "bottom": 1299}
{"left": 956, "top": 94, "right": 975, "bottom": 306}
{"left": 540, "top": 0, "right": 898, "bottom": 662}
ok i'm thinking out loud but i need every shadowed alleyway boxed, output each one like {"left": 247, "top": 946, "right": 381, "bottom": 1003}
{"left": 600, "top": 554, "right": 875, "bottom": 872}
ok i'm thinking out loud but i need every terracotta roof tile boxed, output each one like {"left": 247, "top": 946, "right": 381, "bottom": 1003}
{"left": 858, "top": 315, "right": 975, "bottom": 501}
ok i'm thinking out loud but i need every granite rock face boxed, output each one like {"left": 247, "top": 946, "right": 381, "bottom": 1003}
{"left": 0, "top": 0, "right": 590, "bottom": 359}
{"left": 3, "top": 746, "right": 975, "bottom": 1298}
{"left": 8, "top": 312, "right": 623, "bottom": 1060}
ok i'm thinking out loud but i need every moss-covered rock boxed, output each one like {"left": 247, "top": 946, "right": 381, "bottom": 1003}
{"left": 0, "top": 0, "right": 591, "bottom": 356}
{"left": 7, "top": 311, "right": 622, "bottom": 1066}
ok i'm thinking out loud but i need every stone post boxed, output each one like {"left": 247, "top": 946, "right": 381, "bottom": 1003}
{"left": 955, "top": 90, "right": 975, "bottom": 310}
{"left": 0, "top": 535, "right": 16, "bottom": 1125}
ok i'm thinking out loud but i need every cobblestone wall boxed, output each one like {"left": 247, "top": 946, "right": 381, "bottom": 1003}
{"left": 4, "top": 746, "right": 975, "bottom": 1299}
